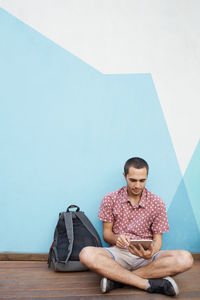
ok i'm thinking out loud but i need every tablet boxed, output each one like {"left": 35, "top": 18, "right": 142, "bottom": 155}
{"left": 129, "top": 239, "right": 153, "bottom": 250}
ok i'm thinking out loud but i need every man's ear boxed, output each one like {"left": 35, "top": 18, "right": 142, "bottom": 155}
{"left": 123, "top": 172, "right": 126, "bottom": 179}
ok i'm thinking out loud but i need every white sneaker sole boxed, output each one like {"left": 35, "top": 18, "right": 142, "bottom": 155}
{"left": 100, "top": 277, "right": 107, "bottom": 293}
{"left": 164, "top": 276, "right": 179, "bottom": 296}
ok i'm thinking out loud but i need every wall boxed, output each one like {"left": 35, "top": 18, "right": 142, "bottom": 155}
{"left": 0, "top": 0, "right": 199, "bottom": 252}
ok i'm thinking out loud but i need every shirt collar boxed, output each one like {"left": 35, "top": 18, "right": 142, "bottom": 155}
{"left": 121, "top": 186, "right": 147, "bottom": 208}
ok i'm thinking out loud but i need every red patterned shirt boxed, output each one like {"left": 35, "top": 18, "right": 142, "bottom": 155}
{"left": 98, "top": 186, "right": 169, "bottom": 240}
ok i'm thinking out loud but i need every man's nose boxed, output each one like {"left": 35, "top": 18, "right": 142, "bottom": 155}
{"left": 135, "top": 181, "right": 140, "bottom": 188}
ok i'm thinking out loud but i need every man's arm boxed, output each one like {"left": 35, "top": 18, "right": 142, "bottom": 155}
{"left": 103, "top": 222, "right": 130, "bottom": 248}
{"left": 128, "top": 233, "right": 162, "bottom": 259}
{"left": 151, "top": 233, "right": 162, "bottom": 254}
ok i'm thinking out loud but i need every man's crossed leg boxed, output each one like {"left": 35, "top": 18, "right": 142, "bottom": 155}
{"left": 79, "top": 246, "right": 193, "bottom": 297}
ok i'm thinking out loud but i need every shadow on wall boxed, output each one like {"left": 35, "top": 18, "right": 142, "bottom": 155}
{"left": 163, "top": 180, "right": 200, "bottom": 252}
{"left": 163, "top": 140, "right": 200, "bottom": 252}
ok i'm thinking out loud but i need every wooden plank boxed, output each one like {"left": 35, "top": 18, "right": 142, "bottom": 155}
{"left": 0, "top": 252, "right": 199, "bottom": 261}
{"left": 0, "top": 261, "right": 199, "bottom": 299}
{"left": 0, "top": 253, "right": 48, "bottom": 261}
{"left": 193, "top": 253, "right": 200, "bottom": 260}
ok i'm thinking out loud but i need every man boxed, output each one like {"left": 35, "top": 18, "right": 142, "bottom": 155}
{"left": 79, "top": 157, "right": 193, "bottom": 296}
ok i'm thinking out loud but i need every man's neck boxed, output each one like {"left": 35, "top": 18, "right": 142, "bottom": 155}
{"left": 129, "top": 195, "right": 141, "bottom": 206}
{"left": 127, "top": 189, "right": 142, "bottom": 206}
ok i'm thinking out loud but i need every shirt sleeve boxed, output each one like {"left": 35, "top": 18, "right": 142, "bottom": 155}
{"left": 98, "top": 194, "right": 114, "bottom": 223}
{"left": 151, "top": 199, "right": 169, "bottom": 234}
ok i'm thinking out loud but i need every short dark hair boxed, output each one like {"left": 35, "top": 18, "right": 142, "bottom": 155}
{"left": 124, "top": 157, "right": 149, "bottom": 176}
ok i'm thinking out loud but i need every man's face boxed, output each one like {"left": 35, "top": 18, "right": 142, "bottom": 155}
{"left": 123, "top": 167, "right": 148, "bottom": 197}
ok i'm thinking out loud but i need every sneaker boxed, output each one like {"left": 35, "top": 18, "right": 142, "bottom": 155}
{"left": 100, "top": 277, "right": 124, "bottom": 293}
{"left": 147, "top": 276, "right": 179, "bottom": 296}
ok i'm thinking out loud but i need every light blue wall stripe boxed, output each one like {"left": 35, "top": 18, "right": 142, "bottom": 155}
{"left": 0, "top": 8, "right": 186, "bottom": 252}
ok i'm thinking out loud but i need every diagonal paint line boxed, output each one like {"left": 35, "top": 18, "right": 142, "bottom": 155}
{"left": 1, "top": 0, "right": 200, "bottom": 174}
{"left": 183, "top": 139, "right": 200, "bottom": 231}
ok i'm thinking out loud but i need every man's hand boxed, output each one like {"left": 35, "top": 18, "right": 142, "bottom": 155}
{"left": 115, "top": 235, "right": 130, "bottom": 248}
{"left": 128, "top": 242, "right": 154, "bottom": 259}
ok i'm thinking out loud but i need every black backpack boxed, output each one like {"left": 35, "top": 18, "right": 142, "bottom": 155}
{"left": 48, "top": 205, "right": 102, "bottom": 271}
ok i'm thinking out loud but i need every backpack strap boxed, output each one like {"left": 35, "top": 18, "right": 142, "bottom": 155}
{"left": 47, "top": 239, "right": 56, "bottom": 267}
{"left": 66, "top": 205, "right": 80, "bottom": 212}
{"left": 63, "top": 212, "right": 74, "bottom": 263}
{"left": 75, "top": 211, "right": 102, "bottom": 247}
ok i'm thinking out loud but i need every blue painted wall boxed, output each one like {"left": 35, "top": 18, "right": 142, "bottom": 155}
{"left": 0, "top": 9, "right": 199, "bottom": 252}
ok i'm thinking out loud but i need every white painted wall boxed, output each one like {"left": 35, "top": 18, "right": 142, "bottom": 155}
{"left": 1, "top": 0, "right": 200, "bottom": 173}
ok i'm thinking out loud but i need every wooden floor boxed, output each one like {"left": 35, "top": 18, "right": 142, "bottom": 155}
{"left": 0, "top": 260, "right": 200, "bottom": 299}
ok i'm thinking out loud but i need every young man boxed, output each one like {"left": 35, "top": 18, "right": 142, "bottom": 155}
{"left": 79, "top": 157, "right": 193, "bottom": 296}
